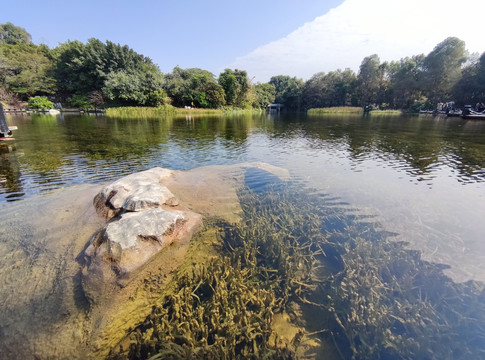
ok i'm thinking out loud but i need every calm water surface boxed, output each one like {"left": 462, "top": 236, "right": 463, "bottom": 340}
{"left": 1, "top": 112, "right": 485, "bottom": 357}
{"left": 2, "top": 112, "right": 484, "bottom": 280}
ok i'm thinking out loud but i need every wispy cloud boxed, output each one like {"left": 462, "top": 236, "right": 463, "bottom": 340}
{"left": 230, "top": 0, "right": 485, "bottom": 82}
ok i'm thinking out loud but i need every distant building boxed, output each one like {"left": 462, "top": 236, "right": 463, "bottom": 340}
{"left": 268, "top": 104, "right": 284, "bottom": 113}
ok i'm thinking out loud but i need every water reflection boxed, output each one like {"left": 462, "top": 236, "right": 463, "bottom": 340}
{"left": 271, "top": 114, "right": 485, "bottom": 185}
{"left": 0, "top": 143, "right": 23, "bottom": 200}
{"left": 2, "top": 112, "right": 485, "bottom": 281}
{"left": 4, "top": 113, "right": 484, "bottom": 201}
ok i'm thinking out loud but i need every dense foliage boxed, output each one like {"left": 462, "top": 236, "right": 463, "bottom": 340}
{"left": 52, "top": 38, "right": 166, "bottom": 106}
{"left": 27, "top": 96, "right": 53, "bottom": 109}
{"left": 0, "top": 22, "right": 484, "bottom": 111}
{"left": 163, "top": 67, "right": 225, "bottom": 108}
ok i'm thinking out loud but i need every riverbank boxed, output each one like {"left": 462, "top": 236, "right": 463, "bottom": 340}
{"left": 105, "top": 106, "right": 265, "bottom": 119}
{"left": 308, "top": 107, "right": 403, "bottom": 115}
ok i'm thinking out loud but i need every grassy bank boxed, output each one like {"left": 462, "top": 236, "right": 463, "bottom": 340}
{"left": 367, "top": 109, "right": 403, "bottom": 115}
{"left": 307, "top": 106, "right": 363, "bottom": 115}
{"left": 105, "top": 106, "right": 223, "bottom": 118}
{"left": 308, "top": 107, "right": 404, "bottom": 116}
{"left": 105, "top": 106, "right": 265, "bottom": 119}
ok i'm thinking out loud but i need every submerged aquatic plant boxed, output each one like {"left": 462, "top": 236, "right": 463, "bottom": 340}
{"left": 320, "top": 237, "right": 485, "bottom": 359}
{"left": 108, "top": 179, "right": 485, "bottom": 360}
{"left": 119, "top": 257, "right": 291, "bottom": 359}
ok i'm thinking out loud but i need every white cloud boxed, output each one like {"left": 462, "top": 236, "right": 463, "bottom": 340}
{"left": 230, "top": 0, "right": 485, "bottom": 82}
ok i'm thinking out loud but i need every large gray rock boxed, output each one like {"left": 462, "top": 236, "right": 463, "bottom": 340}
{"left": 90, "top": 208, "right": 187, "bottom": 272}
{"left": 83, "top": 207, "right": 202, "bottom": 300}
{"left": 84, "top": 167, "right": 205, "bottom": 301}
{"left": 93, "top": 167, "right": 178, "bottom": 219}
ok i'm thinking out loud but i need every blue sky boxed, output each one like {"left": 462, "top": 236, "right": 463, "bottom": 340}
{"left": 2, "top": 0, "right": 484, "bottom": 82}
{"left": 1, "top": 0, "right": 342, "bottom": 74}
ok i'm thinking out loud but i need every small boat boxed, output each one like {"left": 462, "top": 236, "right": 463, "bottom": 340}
{"left": 462, "top": 106, "right": 485, "bottom": 120}
{"left": 0, "top": 104, "right": 17, "bottom": 141}
{"left": 446, "top": 110, "right": 462, "bottom": 117}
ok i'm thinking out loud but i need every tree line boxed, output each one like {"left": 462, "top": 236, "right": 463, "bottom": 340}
{"left": 1, "top": 22, "right": 484, "bottom": 111}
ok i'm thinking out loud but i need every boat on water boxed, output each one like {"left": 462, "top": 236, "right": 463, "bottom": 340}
{"left": 446, "top": 110, "right": 463, "bottom": 117}
{"left": 0, "top": 104, "right": 17, "bottom": 141}
{"left": 462, "top": 105, "right": 485, "bottom": 120}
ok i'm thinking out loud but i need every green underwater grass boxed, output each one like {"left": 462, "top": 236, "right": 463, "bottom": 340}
{"left": 108, "top": 180, "right": 485, "bottom": 360}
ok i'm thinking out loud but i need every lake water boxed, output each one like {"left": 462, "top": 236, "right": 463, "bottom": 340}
{"left": 1, "top": 112, "right": 485, "bottom": 358}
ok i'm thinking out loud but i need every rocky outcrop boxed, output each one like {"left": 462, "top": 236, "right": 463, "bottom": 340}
{"left": 82, "top": 163, "right": 290, "bottom": 301}
{"left": 88, "top": 209, "right": 187, "bottom": 271}
{"left": 83, "top": 168, "right": 203, "bottom": 300}
{"left": 93, "top": 167, "right": 178, "bottom": 219}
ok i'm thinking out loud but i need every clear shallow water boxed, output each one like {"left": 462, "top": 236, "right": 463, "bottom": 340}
{"left": 2, "top": 112, "right": 484, "bottom": 280}
{"left": 1, "top": 112, "right": 485, "bottom": 357}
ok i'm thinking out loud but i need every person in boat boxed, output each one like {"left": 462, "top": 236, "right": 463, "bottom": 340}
{"left": 0, "top": 103, "right": 12, "bottom": 138}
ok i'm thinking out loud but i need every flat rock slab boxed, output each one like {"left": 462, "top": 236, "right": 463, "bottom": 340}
{"left": 162, "top": 162, "right": 290, "bottom": 223}
{"left": 0, "top": 184, "right": 105, "bottom": 359}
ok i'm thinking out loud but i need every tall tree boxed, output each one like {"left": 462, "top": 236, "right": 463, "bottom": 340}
{"left": 53, "top": 38, "right": 163, "bottom": 105}
{"left": 0, "top": 22, "right": 32, "bottom": 45}
{"left": 0, "top": 42, "right": 56, "bottom": 99}
{"left": 302, "top": 69, "right": 357, "bottom": 109}
{"left": 356, "top": 54, "right": 382, "bottom": 106}
{"left": 269, "top": 75, "right": 304, "bottom": 111}
{"left": 51, "top": 40, "right": 88, "bottom": 97}
{"left": 453, "top": 52, "right": 485, "bottom": 106}
{"left": 164, "top": 67, "right": 225, "bottom": 108}
{"left": 218, "top": 69, "right": 250, "bottom": 108}
{"left": 387, "top": 55, "right": 424, "bottom": 109}
{"left": 252, "top": 83, "right": 276, "bottom": 109}
{"left": 421, "top": 37, "right": 466, "bottom": 105}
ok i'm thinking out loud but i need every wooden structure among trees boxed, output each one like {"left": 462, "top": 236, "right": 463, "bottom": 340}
{"left": 268, "top": 104, "right": 284, "bottom": 113}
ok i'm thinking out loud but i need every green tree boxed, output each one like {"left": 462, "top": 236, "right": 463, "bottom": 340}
{"left": 0, "top": 22, "right": 32, "bottom": 45}
{"left": 452, "top": 52, "right": 485, "bottom": 106}
{"left": 421, "top": 37, "right": 467, "bottom": 105}
{"left": 218, "top": 69, "right": 250, "bottom": 107}
{"left": 387, "top": 56, "right": 424, "bottom": 109}
{"left": 102, "top": 67, "right": 163, "bottom": 106}
{"left": 0, "top": 42, "right": 56, "bottom": 99}
{"left": 51, "top": 40, "right": 88, "bottom": 98}
{"left": 164, "top": 67, "right": 224, "bottom": 108}
{"left": 303, "top": 69, "right": 357, "bottom": 109}
{"left": 356, "top": 54, "right": 382, "bottom": 106}
{"left": 53, "top": 38, "right": 164, "bottom": 105}
{"left": 269, "top": 75, "right": 304, "bottom": 111}
{"left": 202, "top": 81, "right": 226, "bottom": 108}
{"left": 252, "top": 83, "right": 275, "bottom": 109}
